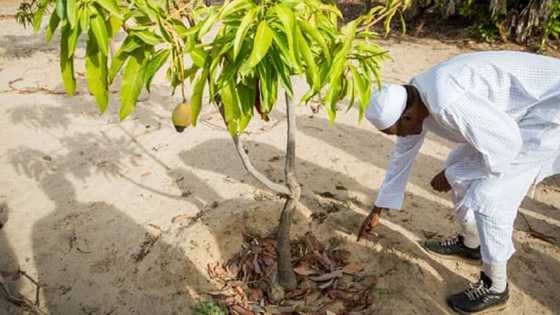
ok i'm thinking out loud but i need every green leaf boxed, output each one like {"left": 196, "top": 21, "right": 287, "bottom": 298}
{"left": 326, "top": 21, "right": 358, "bottom": 87}
{"left": 46, "top": 12, "right": 61, "bottom": 43}
{"left": 237, "top": 80, "right": 256, "bottom": 116}
{"left": 299, "top": 88, "right": 316, "bottom": 105}
{"left": 108, "top": 36, "right": 142, "bottom": 83}
{"left": 33, "top": 4, "right": 47, "bottom": 32}
{"left": 120, "top": 50, "right": 147, "bottom": 120}
{"left": 273, "top": 4, "right": 299, "bottom": 70}
{"left": 189, "top": 47, "right": 209, "bottom": 68}
{"left": 271, "top": 30, "right": 291, "bottom": 65}
{"left": 91, "top": 8, "right": 109, "bottom": 56}
{"left": 191, "top": 68, "right": 209, "bottom": 127}
{"left": 144, "top": 49, "right": 170, "bottom": 92}
{"left": 256, "top": 60, "right": 277, "bottom": 113}
{"left": 297, "top": 19, "right": 331, "bottom": 61}
{"left": 233, "top": 6, "right": 258, "bottom": 59}
{"left": 67, "top": 0, "right": 77, "bottom": 28}
{"left": 86, "top": 30, "right": 110, "bottom": 113}
{"left": 210, "top": 42, "right": 232, "bottom": 76}
{"left": 107, "top": 15, "right": 123, "bottom": 39}
{"left": 157, "top": 18, "right": 173, "bottom": 43}
{"left": 56, "top": 0, "right": 66, "bottom": 20}
{"left": 242, "top": 20, "right": 273, "bottom": 72}
{"left": 296, "top": 27, "right": 320, "bottom": 91}
{"left": 236, "top": 81, "right": 256, "bottom": 133}
{"left": 220, "top": 80, "right": 242, "bottom": 135}
{"left": 349, "top": 64, "right": 370, "bottom": 120}
{"left": 324, "top": 84, "right": 340, "bottom": 122}
{"left": 184, "top": 64, "right": 200, "bottom": 82}
{"left": 216, "top": 43, "right": 247, "bottom": 88}
{"left": 220, "top": 0, "right": 253, "bottom": 19}
{"left": 67, "top": 21, "right": 81, "bottom": 57}
{"left": 94, "top": 0, "right": 123, "bottom": 19}
{"left": 345, "top": 76, "right": 355, "bottom": 113}
{"left": 399, "top": 10, "right": 407, "bottom": 34}
{"left": 198, "top": 8, "right": 219, "bottom": 39}
{"left": 60, "top": 24, "right": 76, "bottom": 95}
{"left": 121, "top": 35, "right": 143, "bottom": 53}
{"left": 133, "top": 30, "right": 163, "bottom": 46}
{"left": 80, "top": 6, "right": 90, "bottom": 33}
{"left": 269, "top": 50, "right": 293, "bottom": 98}
{"left": 170, "top": 18, "right": 190, "bottom": 38}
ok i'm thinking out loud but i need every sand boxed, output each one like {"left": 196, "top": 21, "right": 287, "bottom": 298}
{"left": 1, "top": 1, "right": 560, "bottom": 314}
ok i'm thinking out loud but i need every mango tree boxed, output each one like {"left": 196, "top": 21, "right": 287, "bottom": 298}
{"left": 25, "top": 0, "right": 408, "bottom": 289}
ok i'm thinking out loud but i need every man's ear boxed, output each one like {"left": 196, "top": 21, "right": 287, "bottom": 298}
{"left": 401, "top": 106, "right": 414, "bottom": 121}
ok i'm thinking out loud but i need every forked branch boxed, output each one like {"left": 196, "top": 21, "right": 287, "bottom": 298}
{"left": 215, "top": 99, "right": 291, "bottom": 197}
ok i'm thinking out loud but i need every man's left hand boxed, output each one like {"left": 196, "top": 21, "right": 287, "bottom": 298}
{"left": 431, "top": 169, "right": 451, "bottom": 192}
{"left": 357, "top": 206, "right": 385, "bottom": 241}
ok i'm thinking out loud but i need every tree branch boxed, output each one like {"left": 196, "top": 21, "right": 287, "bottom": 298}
{"left": 215, "top": 98, "right": 291, "bottom": 196}
{"left": 231, "top": 135, "right": 291, "bottom": 196}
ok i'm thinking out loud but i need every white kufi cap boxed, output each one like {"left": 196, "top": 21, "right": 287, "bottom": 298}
{"left": 365, "top": 84, "right": 407, "bottom": 130}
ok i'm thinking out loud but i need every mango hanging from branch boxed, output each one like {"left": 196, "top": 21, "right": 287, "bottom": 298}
{"left": 172, "top": 102, "right": 193, "bottom": 133}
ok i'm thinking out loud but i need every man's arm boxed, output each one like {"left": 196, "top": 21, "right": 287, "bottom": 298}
{"left": 357, "top": 133, "right": 425, "bottom": 241}
{"left": 375, "top": 132, "right": 426, "bottom": 209}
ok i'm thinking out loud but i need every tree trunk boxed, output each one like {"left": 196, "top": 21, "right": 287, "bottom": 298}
{"left": 216, "top": 92, "right": 300, "bottom": 289}
{"left": 276, "top": 92, "right": 300, "bottom": 289}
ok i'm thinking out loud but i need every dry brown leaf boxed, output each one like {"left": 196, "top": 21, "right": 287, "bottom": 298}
{"left": 294, "top": 264, "right": 318, "bottom": 276}
{"left": 304, "top": 232, "right": 325, "bottom": 252}
{"left": 248, "top": 288, "right": 263, "bottom": 302}
{"left": 228, "top": 261, "right": 240, "bottom": 277}
{"left": 171, "top": 213, "right": 192, "bottom": 224}
{"left": 318, "top": 278, "right": 336, "bottom": 289}
{"left": 342, "top": 263, "right": 363, "bottom": 275}
{"left": 310, "top": 269, "right": 343, "bottom": 282}
{"left": 230, "top": 304, "right": 256, "bottom": 315}
{"left": 262, "top": 256, "right": 275, "bottom": 266}
{"left": 285, "top": 288, "right": 309, "bottom": 300}
{"left": 207, "top": 289, "right": 236, "bottom": 297}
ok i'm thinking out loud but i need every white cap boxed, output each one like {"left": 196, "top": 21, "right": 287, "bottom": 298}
{"left": 365, "top": 84, "right": 407, "bottom": 130}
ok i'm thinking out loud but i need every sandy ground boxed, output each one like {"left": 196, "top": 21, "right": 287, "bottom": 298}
{"left": 1, "top": 1, "right": 560, "bottom": 314}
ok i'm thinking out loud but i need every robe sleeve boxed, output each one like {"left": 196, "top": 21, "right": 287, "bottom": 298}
{"left": 375, "top": 132, "right": 425, "bottom": 210}
{"left": 439, "top": 92, "right": 523, "bottom": 176}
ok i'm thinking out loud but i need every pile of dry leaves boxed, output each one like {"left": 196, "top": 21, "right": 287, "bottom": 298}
{"left": 207, "top": 232, "right": 376, "bottom": 314}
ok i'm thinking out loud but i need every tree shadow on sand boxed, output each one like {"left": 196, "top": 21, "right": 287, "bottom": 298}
{"left": 0, "top": 202, "right": 28, "bottom": 315}
{"left": 7, "top": 141, "right": 221, "bottom": 314}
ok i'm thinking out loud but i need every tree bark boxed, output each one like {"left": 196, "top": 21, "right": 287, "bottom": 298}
{"left": 276, "top": 92, "right": 300, "bottom": 289}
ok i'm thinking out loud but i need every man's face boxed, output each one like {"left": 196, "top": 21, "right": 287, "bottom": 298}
{"left": 381, "top": 110, "right": 424, "bottom": 137}
{"left": 379, "top": 85, "right": 427, "bottom": 137}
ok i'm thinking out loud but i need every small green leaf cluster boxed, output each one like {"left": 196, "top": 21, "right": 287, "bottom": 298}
{"left": 541, "top": 0, "right": 560, "bottom": 50}
{"left": 457, "top": 0, "right": 503, "bottom": 43}
{"left": 28, "top": 0, "right": 406, "bottom": 132}
{"left": 192, "top": 300, "right": 227, "bottom": 315}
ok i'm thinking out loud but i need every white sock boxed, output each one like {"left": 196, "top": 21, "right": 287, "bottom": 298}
{"left": 460, "top": 223, "right": 480, "bottom": 249}
{"left": 483, "top": 262, "right": 508, "bottom": 293}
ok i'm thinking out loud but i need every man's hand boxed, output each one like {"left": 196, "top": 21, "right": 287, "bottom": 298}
{"left": 431, "top": 169, "right": 451, "bottom": 192}
{"left": 357, "top": 206, "right": 385, "bottom": 241}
